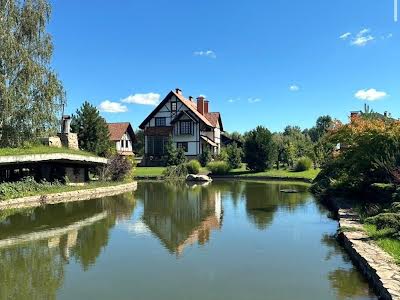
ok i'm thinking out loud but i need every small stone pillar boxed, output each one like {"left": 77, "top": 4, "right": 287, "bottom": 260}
{"left": 57, "top": 133, "right": 79, "bottom": 150}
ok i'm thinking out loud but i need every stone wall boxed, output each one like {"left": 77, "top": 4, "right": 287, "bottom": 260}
{"left": 58, "top": 133, "right": 79, "bottom": 150}
{"left": 0, "top": 182, "right": 137, "bottom": 211}
{"left": 335, "top": 205, "right": 400, "bottom": 300}
{"left": 40, "top": 136, "right": 62, "bottom": 148}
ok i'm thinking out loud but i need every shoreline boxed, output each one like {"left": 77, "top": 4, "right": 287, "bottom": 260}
{"left": 0, "top": 181, "right": 137, "bottom": 211}
{"left": 134, "top": 175, "right": 313, "bottom": 183}
{"left": 323, "top": 197, "right": 400, "bottom": 300}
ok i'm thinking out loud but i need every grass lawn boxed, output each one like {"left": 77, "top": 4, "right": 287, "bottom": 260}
{"left": 364, "top": 224, "right": 400, "bottom": 264}
{"left": 228, "top": 164, "right": 320, "bottom": 181}
{"left": 134, "top": 167, "right": 166, "bottom": 177}
{"left": 0, "top": 145, "right": 97, "bottom": 157}
{"left": 0, "top": 180, "right": 128, "bottom": 201}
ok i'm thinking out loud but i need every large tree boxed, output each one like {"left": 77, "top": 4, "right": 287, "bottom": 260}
{"left": 0, "top": 0, "right": 65, "bottom": 147}
{"left": 244, "top": 126, "right": 276, "bottom": 172}
{"left": 71, "top": 101, "right": 111, "bottom": 156}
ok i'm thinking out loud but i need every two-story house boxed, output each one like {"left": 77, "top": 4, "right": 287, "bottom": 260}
{"left": 139, "top": 88, "right": 223, "bottom": 164}
{"left": 107, "top": 122, "right": 136, "bottom": 156}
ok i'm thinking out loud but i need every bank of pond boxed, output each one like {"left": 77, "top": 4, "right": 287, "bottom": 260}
{"left": 0, "top": 180, "right": 378, "bottom": 300}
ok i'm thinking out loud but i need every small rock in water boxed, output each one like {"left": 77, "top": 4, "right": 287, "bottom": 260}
{"left": 186, "top": 174, "right": 212, "bottom": 182}
{"left": 280, "top": 189, "right": 298, "bottom": 193}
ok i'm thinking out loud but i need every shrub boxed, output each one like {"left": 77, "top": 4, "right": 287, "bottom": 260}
{"left": 207, "top": 161, "right": 231, "bottom": 175}
{"left": 162, "top": 163, "right": 188, "bottom": 179}
{"left": 186, "top": 160, "right": 201, "bottom": 174}
{"left": 99, "top": 155, "right": 133, "bottom": 181}
{"left": 214, "top": 148, "right": 228, "bottom": 161}
{"left": 226, "top": 142, "right": 243, "bottom": 169}
{"left": 365, "top": 213, "right": 400, "bottom": 231}
{"left": 199, "top": 148, "right": 212, "bottom": 167}
{"left": 0, "top": 177, "right": 63, "bottom": 200}
{"left": 294, "top": 157, "right": 313, "bottom": 172}
{"left": 164, "top": 139, "right": 186, "bottom": 166}
{"left": 244, "top": 126, "right": 275, "bottom": 172}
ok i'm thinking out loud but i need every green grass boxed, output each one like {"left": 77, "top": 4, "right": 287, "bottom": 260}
{"left": 0, "top": 145, "right": 97, "bottom": 157}
{"left": 227, "top": 164, "right": 320, "bottom": 181}
{"left": 364, "top": 223, "right": 400, "bottom": 264}
{"left": 0, "top": 180, "right": 127, "bottom": 201}
{"left": 134, "top": 167, "right": 166, "bottom": 177}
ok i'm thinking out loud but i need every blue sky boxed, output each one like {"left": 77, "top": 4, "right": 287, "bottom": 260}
{"left": 49, "top": 0, "right": 399, "bottom": 133}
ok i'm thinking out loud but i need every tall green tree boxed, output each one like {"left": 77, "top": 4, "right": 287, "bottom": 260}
{"left": 133, "top": 129, "right": 144, "bottom": 156}
{"left": 71, "top": 101, "right": 111, "bottom": 156}
{"left": 244, "top": 126, "right": 276, "bottom": 172}
{"left": 0, "top": 0, "right": 65, "bottom": 147}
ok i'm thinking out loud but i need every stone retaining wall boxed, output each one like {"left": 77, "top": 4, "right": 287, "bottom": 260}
{"left": 0, "top": 181, "right": 137, "bottom": 211}
{"left": 336, "top": 206, "right": 400, "bottom": 300}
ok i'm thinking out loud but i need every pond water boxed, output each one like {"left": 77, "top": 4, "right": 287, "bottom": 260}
{"left": 0, "top": 180, "right": 377, "bottom": 300}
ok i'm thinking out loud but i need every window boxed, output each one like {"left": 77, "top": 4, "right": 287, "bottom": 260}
{"left": 171, "top": 102, "right": 177, "bottom": 113}
{"left": 147, "top": 136, "right": 168, "bottom": 155}
{"left": 177, "top": 142, "right": 188, "bottom": 152}
{"left": 125, "top": 140, "right": 129, "bottom": 148}
{"left": 120, "top": 140, "right": 124, "bottom": 148}
{"left": 179, "top": 121, "right": 192, "bottom": 135}
{"left": 155, "top": 117, "right": 166, "bottom": 127}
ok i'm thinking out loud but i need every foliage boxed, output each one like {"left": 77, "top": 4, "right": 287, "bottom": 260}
{"left": 294, "top": 157, "right": 313, "bottom": 172}
{"left": 306, "top": 115, "right": 333, "bottom": 143}
{"left": 214, "top": 148, "right": 228, "bottom": 161}
{"left": 71, "top": 101, "right": 112, "bottom": 157}
{"left": 98, "top": 155, "right": 133, "bottom": 182}
{"left": 133, "top": 129, "right": 144, "bottom": 156}
{"left": 226, "top": 142, "right": 243, "bottom": 169}
{"left": 164, "top": 138, "right": 186, "bottom": 166}
{"left": 162, "top": 163, "right": 188, "bottom": 179}
{"left": 244, "top": 126, "right": 275, "bottom": 172}
{"left": 0, "top": 0, "right": 65, "bottom": 147}
{"left": 0, "top": 177, "right": 62, "bottom": 200}
{"left": 199, "top": 148, "right": 212, "bottom": 167}
{"left": 206, "top": 161, "right": 231, "bottom": 175}
{"left": 365, "top": 213, "right": 400, "bottom": 232}
{"left": 186, "top": 160, "right": 201, "bottom": 174}
{"left": 0, "top": 145, "right": 96, "bottom": 157}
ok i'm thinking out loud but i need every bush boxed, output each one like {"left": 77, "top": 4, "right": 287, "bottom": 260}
{"left": 214, "top": 148, "right": 228, "bottom": 161}
{"left": 199, "top": 148, "right": 212, "bottom": 167}
{"left": 226, "top": 142, "right": 243, "bottom": 169}
{"left": 0, "top": 177, "right": 63, "bottom": 200}
{"left": 244, "top": 126, "right": 275, "bottom": 172}
{"left": 207, "top": 161, "right": 231, "bottom": 175}
{"left": 162, "top": 163, "right": 188, "bottom": 179}
{"left": 365, "top": 213, "right": 400, "bottom": 231}
{"left": 99, "top": 155, "right": 133, "bottom": 181}
{"left": 294, "top": 157, "right": 313, "bottom": 172}
{"left": 186, "top": 160, "right": 201, "bottom": 174}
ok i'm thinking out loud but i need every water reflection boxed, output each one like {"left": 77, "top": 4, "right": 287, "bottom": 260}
{"left": 0, "top": 181, "right": 377, "bottom": 300}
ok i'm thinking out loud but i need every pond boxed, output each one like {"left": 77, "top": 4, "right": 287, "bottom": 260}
{"left": 0, "top": 180, "right": 377, "bottom": 300}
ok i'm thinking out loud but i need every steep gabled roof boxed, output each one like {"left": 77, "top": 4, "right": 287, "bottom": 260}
{"left": 139, "top": 90, "right": 215, "bottom": 129}
{"left": 204, "top": 112, "right": 223, "bottom": 131}
{"left": 107, "top": 122, "right": 135, "bottom": 141}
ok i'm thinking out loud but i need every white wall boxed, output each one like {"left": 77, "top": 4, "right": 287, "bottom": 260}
{"left": 115, "top": 132, "right": 133, "bottom": 153}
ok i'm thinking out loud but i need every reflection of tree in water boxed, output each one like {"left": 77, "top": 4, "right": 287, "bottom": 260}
{"left": 0, "top": 192, "right": 137, "bottom": 298}
{"left": 242, "top": 181, "right": 309, "bottom": 230}
{"left": 137, "top": 182, "right": 222, "bottom": 255}
{"left": 0, "top": 241, "right": 64, "bottom": 300}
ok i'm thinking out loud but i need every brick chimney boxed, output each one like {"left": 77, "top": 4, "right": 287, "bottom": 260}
{"left": 197, "top": 96, "right": 205, "bottom": 114}
{"left": 204, "top": 100, "right": 209, "bottom": 114}
{"left": 175, "top": 88, "right": 182, "bottom": 95}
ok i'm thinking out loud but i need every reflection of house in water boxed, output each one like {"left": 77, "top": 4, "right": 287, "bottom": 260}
{"left": 141, "top": 185, "right": 222, "bottom": 255}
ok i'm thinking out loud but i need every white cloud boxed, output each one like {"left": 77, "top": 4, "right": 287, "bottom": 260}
{"left": 354, "top": 88, "right": 388, "bottom": 101}
{"left": 289, "top": 85, "right": 300, "bottom": 92}
{"left": 228, "top": 99, "right": 235, "bottom": 103}
{"left": 98, "top": 100, "right": 128, "bottom": 113}
{"left": 351, "top": 28, "right": 374, "bottom": 46}
{"left": 193, "top": 50, "right": 217, "bottom": 59}
{"left": 121, "top": 92, "right": 160, "bottom": 106}
{"left": 248, "top": 97, "right": 261, "bottom": 103}
{"left": 339, "top": 32, "right": 351, "bottom": 40}
{"left": 382, "top": 33, "right": 393, "bottom": 40}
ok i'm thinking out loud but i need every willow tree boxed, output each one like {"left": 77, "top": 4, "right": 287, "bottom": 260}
{"left": 0, "top": 0, "right": 64, "bottom": 147}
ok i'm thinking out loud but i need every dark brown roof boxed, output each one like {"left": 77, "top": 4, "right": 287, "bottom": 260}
{"left": 204, "top": 112, "right": 223, "bottom": 130}
{"left": 139, "top": 90, "right": 223, "bottom": 130}
{"left": 107, "top": 122, "right": 135, "bottom": 141}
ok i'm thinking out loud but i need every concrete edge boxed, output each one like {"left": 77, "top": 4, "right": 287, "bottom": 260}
{"left": 326, "top": 197, "right": 400, "bottom": 300}
{"left": 0, "top": 181, "right": 137, "bottom": 211}
{"left": 0, "top": 153, "right": 108, "bottom": 165}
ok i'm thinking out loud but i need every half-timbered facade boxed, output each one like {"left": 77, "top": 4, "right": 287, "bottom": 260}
{"left": 139, "top": 89, "right": 223, "bottom": 164}
{"left": 107, "top": 122, "right": 136, "bottom": 156}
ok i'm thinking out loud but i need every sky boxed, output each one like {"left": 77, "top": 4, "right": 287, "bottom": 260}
{"left": 48, "top": 0, "right": 399, "bottom": 133}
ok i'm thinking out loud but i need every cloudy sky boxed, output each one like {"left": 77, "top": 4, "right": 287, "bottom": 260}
{"left": 49, "top": 0, "right": 399, "bottom": 132}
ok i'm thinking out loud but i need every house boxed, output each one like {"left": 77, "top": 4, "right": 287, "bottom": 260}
{"left": 107, "top": 122, "right": 136, "bottom": 156}
{"left": 139, "top": 88, "right": 223, "bottom": 164}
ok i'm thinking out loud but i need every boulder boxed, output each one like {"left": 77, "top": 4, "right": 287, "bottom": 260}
{"left": 186, "top": 174, "right": 212, "bottom": 182}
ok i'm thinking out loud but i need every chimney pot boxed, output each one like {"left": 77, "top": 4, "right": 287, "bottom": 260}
{"left": 197, "top": 96, "right": 205, "bottom": 115}
{"left": 175, "top": 88, "right": 182, "bottom": 95}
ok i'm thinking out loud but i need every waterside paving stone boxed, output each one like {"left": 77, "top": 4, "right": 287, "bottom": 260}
{"left": 338, "top": 208, "right": 400, "bottom": 300}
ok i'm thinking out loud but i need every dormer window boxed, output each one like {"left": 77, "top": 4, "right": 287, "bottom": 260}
{"left": 180, "top": 121, "right": 192, "bottom": 135}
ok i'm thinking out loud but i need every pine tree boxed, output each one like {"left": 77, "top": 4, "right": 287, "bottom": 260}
{"left": 71, "top": 101, "right": 111, "bottom": 156}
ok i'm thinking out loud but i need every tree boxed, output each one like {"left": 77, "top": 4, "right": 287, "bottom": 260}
{"left": 0, "top": 0, "right": 65, "bottom": 147}
{"left": 307, "top": 115, "right": 333, "bottom": 143}
{"left": 244, "top": 126, "right": 275, "bottom": 172}
{"left": 164, "top": 138, "right": 186, "bottom": 166}
{"left": 199, "top": 148, "right": 212, "bottom": 167}
{"left": 133, "top": 129, "right": 144, "bottom": 156}
{"left": 226, "top": 142, "right": 243, "bottom": 169}
{"left": 70, "top": 101, "right": 111, "bottom": 156}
